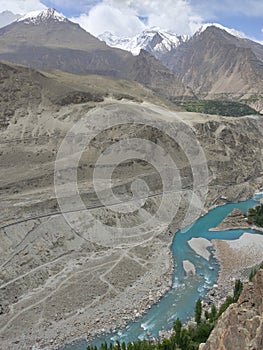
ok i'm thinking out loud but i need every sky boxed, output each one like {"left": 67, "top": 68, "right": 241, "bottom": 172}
{"left": 0, "top": 0, "right": 262, "bottom": 41}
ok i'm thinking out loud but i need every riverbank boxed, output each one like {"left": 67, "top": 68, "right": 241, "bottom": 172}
{"left": 57, "top": 193, "right": 263, "bottom": 350}
{"left": 45, "top": 245, "right": 175, "bottom": 350}
{"left": 209, "top": 208, "right": 250, "bottom": 232}
{"left": 211, "top": 233, "right": 263, "bottom": 306}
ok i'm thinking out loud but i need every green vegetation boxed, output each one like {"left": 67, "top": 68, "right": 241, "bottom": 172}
{"left": 242, "top": 94, "right": 263, "bottom": 103}
{"left": 87, "top": 280, "right": 244, "bottom": 350}
{"left": 216, "top": 280, "right": 243, "bottom": 320}
{"left": 233, "top": 279, "right": 243, "bottom": 302}
{"left": 247, "top": 204, "right": 263, "bottom": 227}
{"left": 176, "top": 99, "right": 259, "bottom": 117}
{"left": 249, "top": 263, "right": 263, "bottom": 281}
{"left": 194, "top": 299, "right": 202, "bottom": 325}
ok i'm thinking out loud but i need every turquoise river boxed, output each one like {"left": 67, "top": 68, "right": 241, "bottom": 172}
{"left": 61, "top": 192, "right": 263, "bottom": 350}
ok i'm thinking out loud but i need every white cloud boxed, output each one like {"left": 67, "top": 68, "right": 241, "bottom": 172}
{"left": 0, "top": 0, "right": 46, "bottom": 15}
{"left": 71, "top": 0, "right": 203, "bottom": 37}
{"left": 0, "top": 0, "right": 260, "bottom": 41}
{"left": 142, "top": 0, "right": 203, "bottom": 34}
{"left": 70, "top": 2, "right": 145, "bottom": 37}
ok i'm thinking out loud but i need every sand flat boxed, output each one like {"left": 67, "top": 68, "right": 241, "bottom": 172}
{"left": 188, "top": 237, "right": 213, "bottom": 261}
{"left": 183, "top": 260, "right": 196, "bottom": 275}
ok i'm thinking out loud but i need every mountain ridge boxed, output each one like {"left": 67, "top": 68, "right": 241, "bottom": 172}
{"left": 99, "top": 28, "right": 189, "bottom": 57}
{"left": 0, "top": 58, "right": 177, "bottom": 131}
{"left": 98, "top": 23, "right": 248, "bottom": 58}
{"left": 97, "top": 23, "right": 263, "bottom": 112}
{"left": 0, "top": 8, "right": 188, "bottom": 99}
{"left": 0, "top": 8, "right": 262, "bottom": 109}
{"left": 160, "top": 25, "right": 263, "bottom": 111}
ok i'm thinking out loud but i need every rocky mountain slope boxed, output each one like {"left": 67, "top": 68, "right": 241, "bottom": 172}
{"left": 101, "top": 24, "right": 263, "bottom": 112}
{"left": 0, "top": 8, "right": 187, "bottom": 99}
{"left": 200, "top": 269, "right": 263, "bottom": 350}
{"left": 0, "top": 60, "right": 263, "bottom": 349}
{"left": 98, "top": 24, "right": 243, "bottom": 59}
{"left": 0, "top": 11, "right": 263, "bottom": 349}
{"left": 0, "top": 59, "right": 176, "bottom": 130}
{"left": 161, "top": 25, "right": 263, "bottom": 110}
{"left": 4, "top": 9, "right": 262, "bottom": 109}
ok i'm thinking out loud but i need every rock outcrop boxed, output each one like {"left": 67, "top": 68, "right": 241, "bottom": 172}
{"left": 162, "top": 26, "right": 263, "bottom": 98}
{"left": 200, "top": 269, "right": 263, "bottom": 350}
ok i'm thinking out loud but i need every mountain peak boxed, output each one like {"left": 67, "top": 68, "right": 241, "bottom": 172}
{"left": 99, "top": 28, "right": 190, "bottom": 57}
{"left": 195, "top": 23, "right": 246, "bottom": 39}
{"left": 17, "top": 8, "right": 67, "bottom": 25}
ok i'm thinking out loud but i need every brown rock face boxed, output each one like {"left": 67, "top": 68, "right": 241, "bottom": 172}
{"left": 162, "top": 26, "right": 263, "bottom": 98}
{"left": 201, "top": 270, "right": 263, "bottom": 350}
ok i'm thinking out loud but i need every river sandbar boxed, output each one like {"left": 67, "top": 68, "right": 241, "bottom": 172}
{"left": 182, "top": 260, "right": 196, "bottom": 275}
{"left": 188, "top": 237, "right": 213, "bottom": 261}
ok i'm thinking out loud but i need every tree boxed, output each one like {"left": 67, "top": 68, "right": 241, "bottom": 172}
{"left": 115, "top": 341, "right": 121, "bottom": 350}
{"left": 209, "top": 304, "right": 217, "bottom": 323}
{"left": 174, "top": 318, "right": 182, "bottom": 346}
{"left": 180, "top": 328, "right": 191, "bottom": 350}
{"left": 217, "top": 296, "right": 233, "bottom": 319}
{"left": 247, "top": 204, "right": 263, "bottom": 227}
{"left": 204, "top": 310, "right": 209, "bottom": 320}
{"left": 195, "top": 299, "right": 202, "bottom": 325}
{"left": 249, "top": 268, "right": 256, "bottom": 281}
{"left": 233, "top": 279, "right": 243, "bottom": 302}
{"left": 101, "top": 343, "right": 108, "bottom": 350}
{"left": 250, "top": 264, "right": 263, "bottom": 281}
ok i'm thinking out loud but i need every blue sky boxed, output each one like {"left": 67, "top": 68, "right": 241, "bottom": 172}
{"left": 0, "top": 0, "right": 262, "bottom": 41}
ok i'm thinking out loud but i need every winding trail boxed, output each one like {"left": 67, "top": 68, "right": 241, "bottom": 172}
{"left": 0, "top": 188, "right": 197, "bottom": 231}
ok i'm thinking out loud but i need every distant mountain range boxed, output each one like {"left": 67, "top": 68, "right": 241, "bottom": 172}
{"left": 99, "top": 28, "right": 189, "bottom": 58}
{"left": 0, "top": 8, "right": 262, "bottom": 111}
{"left": 0, "top": 8, "right": 187, "bottom": 99}
{"left": 99, "top": 23, "right": 263, "bottom": 110}
{"left": 98, "top": 23, "right": 246, "bottom": 59}
{"left": 100, "top": 23, "right": 263, "bottom": 102}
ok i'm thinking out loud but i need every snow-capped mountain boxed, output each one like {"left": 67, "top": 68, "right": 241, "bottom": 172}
{"left": 0, "top": 7, "right": 187, "bottom": 100}
{"left": 195, "top": 23, "right": 246, "bottom": 39}
{"left": 99, "top": 28, "right": 190, "bottom": 57}
{"left": 17, "top": 8, "right": 67, "bottom": 25}
{"left": 98, "top": 23, "right": 248, "bottom": 59}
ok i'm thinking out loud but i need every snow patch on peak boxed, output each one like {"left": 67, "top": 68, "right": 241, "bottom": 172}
{"left": 17, "top": 8, "right": 67, "bottom": 25}
{"left": 196, "top": 23, "right": 246, "bottom": 39}
{"left": 99, "top": 28, "right": 189, "bottom": 56}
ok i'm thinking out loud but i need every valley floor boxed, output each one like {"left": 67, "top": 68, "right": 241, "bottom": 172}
{"left": 1, "top": 101, "right": 263, "bottom": 349}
